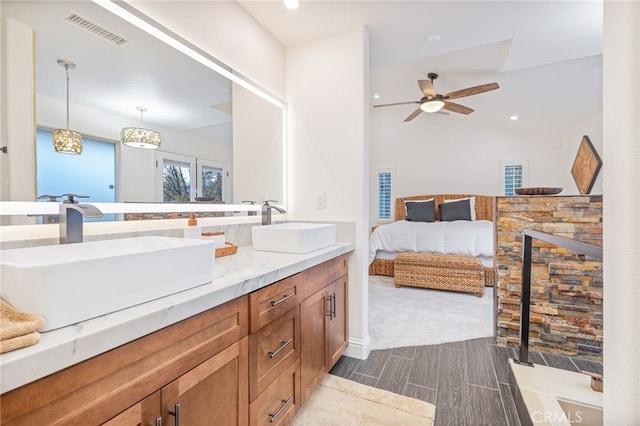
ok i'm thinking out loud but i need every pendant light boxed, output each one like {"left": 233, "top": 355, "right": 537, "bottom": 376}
{"left": 52, "top": 60, "right": 83, "bottom": 154}
{"left": 120, "top": 106, "right": 162, "bottom": 149}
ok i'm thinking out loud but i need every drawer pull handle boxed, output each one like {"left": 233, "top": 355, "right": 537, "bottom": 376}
{"left": 270, "top": 293, "right": 294, "bottom": 307}
{"left": 269, "top": 396, "right": 293, "bottom": 423}
{"left": 168, "top": 403, "right": 181, "bottom": 426}
{"left": 331, "top": 292, "right": 336, "bottom": 319}
{"left": 151, "top": 417, "right": 162, "bottom": 426}
{"left": 269, "top": 338, "right": 293, "bottom": 359}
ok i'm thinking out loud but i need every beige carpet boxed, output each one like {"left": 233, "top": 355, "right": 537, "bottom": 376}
{"left": 291, "top": 374, "right": 435, "bottom": 426}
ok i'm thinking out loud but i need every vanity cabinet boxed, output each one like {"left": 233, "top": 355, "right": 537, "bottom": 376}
{"left": 298, "top": 255, "right": 349, "bottom": 404}
{"left": 1, "top": 253, "right": 349, "bottom": 426}
{"left": 1, "top": 296, "right": 249, "bottom": 426}
{"left": 103, "top": 338, "right": 248, "bottom": 426}
{"left": 247, "top": 253, "right": 348, "bottom": 423}
{"left": 300, "top": 274, "right": 348, "bottom": 403}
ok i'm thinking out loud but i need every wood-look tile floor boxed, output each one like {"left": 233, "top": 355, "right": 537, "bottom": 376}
{"left": 329, "top": 337, "right": 603, "bottom": 426}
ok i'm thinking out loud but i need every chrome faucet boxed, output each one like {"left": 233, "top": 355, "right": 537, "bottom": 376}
{"left": 262, "top": 200, "right": 286, "bottom": 225}
{"left": 59, "top": 194, "right": 103, "bottom": 244}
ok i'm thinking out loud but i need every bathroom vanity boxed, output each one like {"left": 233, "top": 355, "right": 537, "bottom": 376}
{"left": 0, "top": 243, "right": 353, "bottom": 425}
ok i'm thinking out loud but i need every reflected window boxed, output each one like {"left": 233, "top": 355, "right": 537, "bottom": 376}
{"left": 157, "top": 153, "right": 227, "bottom": 203}
{"left": 200, "top": 165, "right": 223, "bottom": 201}
{"left": 36, "top": 129, "right": 116, "bottom": 222}
{"left": 163, "top": 159, "right": 192, "bottom": 202}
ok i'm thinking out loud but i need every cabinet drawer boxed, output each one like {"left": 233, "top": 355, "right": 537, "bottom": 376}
{"left": 249, "top": 360, "right": 300, "bottom": 426}
{"left": 249, "top": 307, "right": 300, "bottom": 401}
{"left": 249, "top": 275, "right": 301, "bottom": 332}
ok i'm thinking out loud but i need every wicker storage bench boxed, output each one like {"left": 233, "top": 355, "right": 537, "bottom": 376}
{"left": 394, "top": 252, "right": 485, "bottom": 297}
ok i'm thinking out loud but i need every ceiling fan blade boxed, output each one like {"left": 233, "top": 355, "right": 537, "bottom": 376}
{"left": 443, "top": 101, "right": 474, "bottom": 115}
{"left": 404, "top": 108, "right": 423, "bottom": 122}
{"left": 418, "top": 80, "right": 436, "bottom": 98}
{"left": 373, "top": 101, "right": 420, "bottom": 108}
{"left": 443, "top": 82, "right": 499, "bottom": 100}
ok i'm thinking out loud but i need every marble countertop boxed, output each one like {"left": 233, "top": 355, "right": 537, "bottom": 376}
{"left": 0, "top": 242, "right": 354, "bottom": 393}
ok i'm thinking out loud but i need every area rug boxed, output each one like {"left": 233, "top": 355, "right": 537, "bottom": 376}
{"left": 368, "top": 275, "right": 493, "bottom": 350}
{"left": 290, "top": 374, "right": 435, "bottom": 426}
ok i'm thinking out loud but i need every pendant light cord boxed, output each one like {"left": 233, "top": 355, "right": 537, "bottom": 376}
{"left": 64, "top": 63, "right": 70, "bottom": 130}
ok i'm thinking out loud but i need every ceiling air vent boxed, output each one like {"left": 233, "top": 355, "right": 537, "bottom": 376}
{"left": 65, "top": 13, "right": 128, "bottom": 47}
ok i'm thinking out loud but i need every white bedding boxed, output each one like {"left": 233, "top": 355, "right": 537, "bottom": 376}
{"left": 369, "top": 220, "right": 494, "bottom": 264}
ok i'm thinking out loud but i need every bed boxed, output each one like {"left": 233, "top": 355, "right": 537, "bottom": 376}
{"left": 369, "top": 194, "right": 496, "bottom": 287}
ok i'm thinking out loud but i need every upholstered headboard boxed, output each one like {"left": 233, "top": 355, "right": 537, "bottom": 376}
{"left": 395, "top": 194, "right": 495, "bottom": 221}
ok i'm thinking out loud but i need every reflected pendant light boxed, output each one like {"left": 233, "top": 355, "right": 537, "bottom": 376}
{"left": 52, "top": 60, "right": 83, "bottom": 154}
{"left": 121, "top": 106, "right": 162, "bottom": 149}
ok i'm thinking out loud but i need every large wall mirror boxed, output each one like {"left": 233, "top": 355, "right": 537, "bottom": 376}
{"left": 2, "top": 0, "right": 285, "bottom": 220}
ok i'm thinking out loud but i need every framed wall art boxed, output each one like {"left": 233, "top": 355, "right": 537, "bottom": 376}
{"left": 571, "top": 135, "right": 602, "bottom": 194}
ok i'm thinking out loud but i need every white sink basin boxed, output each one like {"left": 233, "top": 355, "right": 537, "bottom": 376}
{"left": 0, "top": 237, "right": 215, "bottom": 331}
{"left": 252, "top": 222, "right": 336, "bottom": 254}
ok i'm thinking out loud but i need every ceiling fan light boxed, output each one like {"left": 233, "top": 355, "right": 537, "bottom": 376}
{"left": 420, "top": 99, "right": 445, "bottom": 113}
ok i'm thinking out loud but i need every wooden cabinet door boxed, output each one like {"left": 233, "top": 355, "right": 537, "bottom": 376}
{"left": 101, "top": 392, "right": 161, "bottom": 426}
{"left": 299, "top": 288, "right": 329, "bottom": 403}
{"left": 326, "top": 276, "right": 348, "bottom": 369}
{"left": 161, "top": 337, "right": 249, "bottom": 426}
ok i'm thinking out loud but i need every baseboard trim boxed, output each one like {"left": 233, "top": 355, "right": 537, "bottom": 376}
{"left": 343, "top": 335, "right": 370, "bottom": 360}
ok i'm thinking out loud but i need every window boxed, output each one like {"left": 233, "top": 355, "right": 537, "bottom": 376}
{"left": 377, "top": 169, "right": 393, "bottom": 221}
{"left": 500, "top": 160, "right": 528, "bottom": 195}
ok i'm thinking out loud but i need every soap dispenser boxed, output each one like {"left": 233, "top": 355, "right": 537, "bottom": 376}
{"left": 183, "top": 213, "right": 202, "bottom": 239}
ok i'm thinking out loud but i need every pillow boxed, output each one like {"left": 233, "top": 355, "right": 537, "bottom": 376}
{"left": 404, "top": 198, "right": 434, "bottom": 214}
{"left": 444, "top": 196, "right": 476, "bottom": 220}
{"left": 405, "top": 199, "right": 436, "bottom": 222}
{"left": 439, "top": 198, "right": 472, "bottom": 221}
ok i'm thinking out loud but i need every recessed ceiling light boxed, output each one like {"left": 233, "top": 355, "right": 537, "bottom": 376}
{"left": 510, "top": 115, "right": 519, "bottom": 121}
{"left": 284, "top": 0, "right": 300, "bottom": 10}
{"left": 426, "top": 35, "right": 441, "bottom": 43}
{"left": 373, "top": 94, "right": 380, "bottom": 99}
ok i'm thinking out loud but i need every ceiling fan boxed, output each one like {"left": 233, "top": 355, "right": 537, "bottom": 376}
{"left": 373, "top": 73, "right": 499, "bottom": 122}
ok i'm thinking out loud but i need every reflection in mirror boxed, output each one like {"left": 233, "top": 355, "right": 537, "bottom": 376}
{"left": 1, "top": 0, "right": 285, "bottom": 224}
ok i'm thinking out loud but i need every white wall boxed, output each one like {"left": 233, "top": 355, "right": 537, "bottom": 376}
{"left": 369, "top": 107, "right": 603, "bottom": 222}
{"left": 558, "top": 111, "right": 603, "bottom": 195}
{"left": 603, "top": 0, "right": 640, "bottom": 422}
{"left": 127, "top": 0, "right": 286, "bottom": 99}
{"left": 287, "top": 27, "right": 370, "bottom": 359}
{"left": 0, "top": 18, "right": 36, "bottom": 210}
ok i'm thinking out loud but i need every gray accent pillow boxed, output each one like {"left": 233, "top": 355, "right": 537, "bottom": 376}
{"left": 405, "top": 200, "right": 436, "bottom": 222}
{"left": 439, "top": 199, "right": 472, "bottom": 221}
